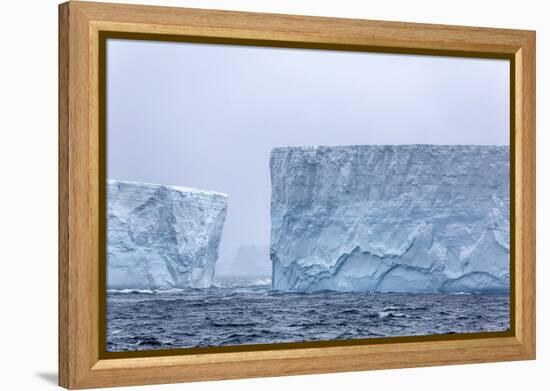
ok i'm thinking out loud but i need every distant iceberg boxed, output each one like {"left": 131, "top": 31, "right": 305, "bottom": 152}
{"left": 107, "top": 180, "right": 228, "bottom": 289}
{"left": 216, "top": 244, "right": 271, "bottom": 277}
{"left": 269, "top": 145, "right": 510, "bottom": 293}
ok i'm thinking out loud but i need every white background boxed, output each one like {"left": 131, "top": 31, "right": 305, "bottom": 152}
{"left": 0, "top": 0, "right": 546, "bottom": 389}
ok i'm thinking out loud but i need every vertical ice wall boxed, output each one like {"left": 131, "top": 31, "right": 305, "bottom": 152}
{"left": 270, "top": 145, "right": 510, "bottom": 293}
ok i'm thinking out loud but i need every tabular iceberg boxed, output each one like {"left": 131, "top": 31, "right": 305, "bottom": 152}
{"left": 270, "top": 145, "right": 510, "bottom": 293}
{"left": 107, "top": 180, "right": 228, "bottom": 289}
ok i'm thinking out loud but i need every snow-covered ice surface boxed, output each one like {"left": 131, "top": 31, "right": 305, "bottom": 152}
{"left": 270, "top": 145, "right": 510, "bottom": 293}
{"left": 107, "top": 180, "right": 228, "bottom": 289}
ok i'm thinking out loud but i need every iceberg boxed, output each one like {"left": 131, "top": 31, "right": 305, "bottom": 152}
{"left": 107, "top": 180, "right": 228, "bottom": 289}
{"left": 216, "top": 244, "right": 271, "bottom": 277}
{"left": 269, "top": 145, "right": 510, "bottom": 293}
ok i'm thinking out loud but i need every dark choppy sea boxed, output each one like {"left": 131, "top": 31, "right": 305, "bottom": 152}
{"left": 106, "top": 277, "right": 510, "bottom": 352}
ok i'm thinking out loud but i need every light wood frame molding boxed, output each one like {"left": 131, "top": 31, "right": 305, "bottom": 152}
{"left": 59, "top": 1, "right": 536, "bottom": 389}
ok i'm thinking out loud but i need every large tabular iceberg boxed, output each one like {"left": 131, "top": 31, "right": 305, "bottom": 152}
{"left": 107, "top": 180, "right": 228, "bottom": 289}
{"left": 270, "top": 145, "right": 510, "bottom": 293}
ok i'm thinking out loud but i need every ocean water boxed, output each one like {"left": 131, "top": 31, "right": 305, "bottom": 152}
{"left": 106, "top": 277, "right": 510, "bottom": 352}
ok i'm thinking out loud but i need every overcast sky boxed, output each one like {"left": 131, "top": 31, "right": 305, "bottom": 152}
{"left": 107, "top": 39, "right": 509, "bottom": 275}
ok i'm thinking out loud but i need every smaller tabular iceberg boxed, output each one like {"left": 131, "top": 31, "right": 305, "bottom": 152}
{"left": 107, "top": 180, "right": 228, "bottom": 289}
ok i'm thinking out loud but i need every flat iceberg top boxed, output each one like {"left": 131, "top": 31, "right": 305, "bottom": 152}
{"left": 108, "top": 180, "right": 228, "bottom": 219}
{"left": 107, "top": 179, "right": 228, "bottom": 199}
{"left": 272, "top": 144, "right": 508, "bottom": 150}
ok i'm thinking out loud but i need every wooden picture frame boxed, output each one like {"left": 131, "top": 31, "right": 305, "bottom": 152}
{"left": 59, "top": 1, "right": 536, "bottom": 389}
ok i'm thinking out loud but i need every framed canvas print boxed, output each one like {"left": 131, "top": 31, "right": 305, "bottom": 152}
{"left": 58, "top": 1, "right": 536, "bottom": 389}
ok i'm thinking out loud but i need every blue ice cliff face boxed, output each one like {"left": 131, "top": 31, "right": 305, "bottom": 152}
{"left": 107, "top": 180, "right": 228, "bottom": 289}
{"left": 269, "top": 145, "right": 510, "bottom": 293}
